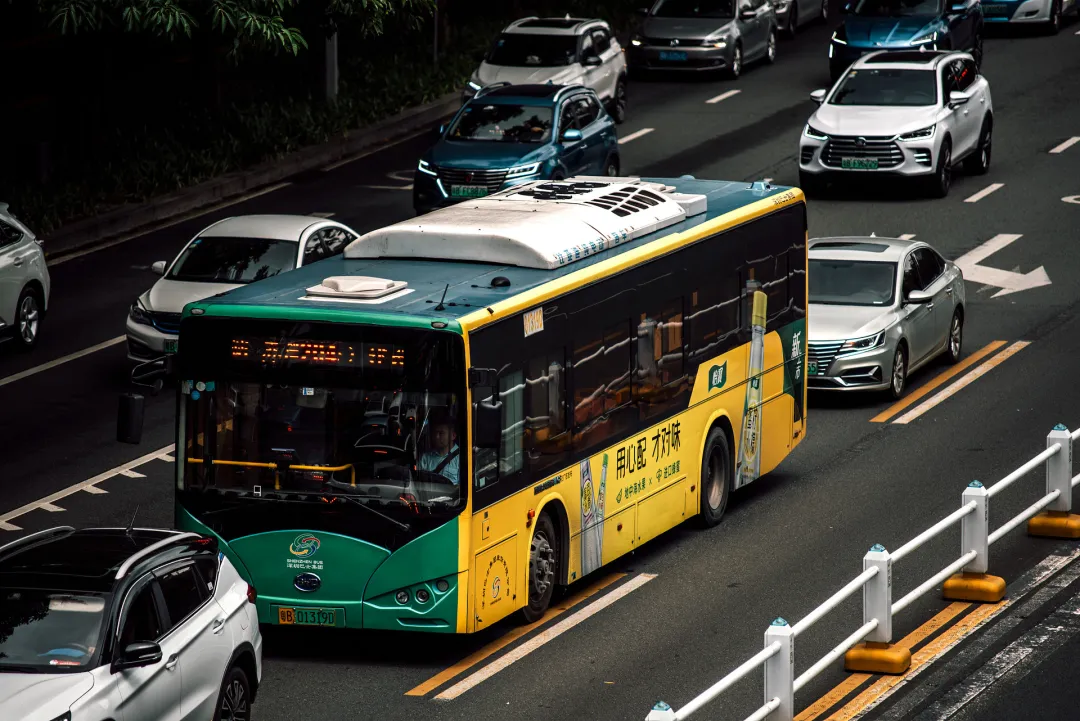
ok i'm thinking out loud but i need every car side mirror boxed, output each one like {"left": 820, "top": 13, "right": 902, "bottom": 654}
{"left": 948, "top": 90, "right": 971, "bottom": 108}
{"left": 112, "top": 641, "right": 162, "bottom": 672}
{"left": 151, "top": 260, "right": 167, "bottom": 275}
{"left": 906, "top": 289, "right": 933, "bottom": 304}
{"left": 739, "top": 9, "right": 757, "bottom": 20}
{"left": 561, "top": 128, "right": 583, "bottom": 142}
{"left": 583, "top": 53, "right": 602, "bottom": 66}
{"left": 810, "top": 89, "right": 827, "bottom": 104}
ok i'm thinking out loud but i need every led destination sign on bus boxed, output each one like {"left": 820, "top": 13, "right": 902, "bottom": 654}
{"left": 229, "top": 337, "right": 405, "bottom": 370}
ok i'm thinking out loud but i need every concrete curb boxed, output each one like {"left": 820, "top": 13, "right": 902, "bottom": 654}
{"left": 44, "top": 90, "right": 462, "bottom": 259}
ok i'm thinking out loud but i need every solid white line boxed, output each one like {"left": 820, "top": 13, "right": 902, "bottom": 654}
{"left": 898, "top": 234, "right": 916, "bottom": 240}
{"left": 0, "top": 336, "right": 125, "bottom": 388}
{"left": 964, "top": 182, "right": 1005, "bottom": 203}
{"left": 706, "top": 89, "right": 742, "bottom": 104}
{"left": 618, "top": 128, "right": 655, "bottom": 145}
{"left": 1049, "top": 136, "right": 1080, "bottom": 154}
{"left": 322, "top": 123, "right": 438, "bottom": 171}
{"left": 0, "top": 444, "right": 174, "bottom": 531}
{"left": 434, "top": 573, "right": 657, "bottom": 700}
{"left": 47, "top": 182, "right": 293, "bottom": 266}
{"left": 893, "top": 341, "right": 1029, "bottom": 424}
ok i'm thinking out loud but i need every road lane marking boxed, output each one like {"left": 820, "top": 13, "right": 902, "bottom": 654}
{"left": 871, "top": 341, "right": 1007, "bottom": 423}
{"left": 0, "top": 336, "right": 125, "bottom": 389}
{"left": 0, "top": 444, "right": 174, "bottom": 532}
{"left": 963, "top": 182, "right": 1004, "bottom": 203}
{"left": 892, "top": 341, "right": 1029, "bottom": 424}
{"left": 618, "top": 128, "right": 655, "bottom": 144}
{"left": 47, "top": 182, "right": 292, "bottom": 266}
{"left": 798, "top": 602, "right": 971, "bottom": 721}
{"left": 1049, "top": 136, "right": 1080, "bottom": 154}
{"left": 322, "top": 125, "right": 436, "bottom": 171}
{"left": 310, "top": 212, "right": 336, "bottom": 217}
{"left": 898, "top": 234, "right": 916, "bottom": 240}
{"left": 954, "top": 233, "right": 1050, "bottom": 298}
{"left": 406, "top": 572, "right": 626, "bottom": 697}
{"left": 1064, "top": 195, "right": 1080, "bottom": 205}
{"left": 706, "top": 89, "right": 742, "bottom": 104}
{"left": 433, "top": 573, "right": 657, "bottom": 700}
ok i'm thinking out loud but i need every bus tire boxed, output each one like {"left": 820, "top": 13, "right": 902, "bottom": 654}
{"left": 522, "top": 512, "right": 559, "bottom": 622}
{"left": 698, "top": 426, "right": 733, "bottom": 528}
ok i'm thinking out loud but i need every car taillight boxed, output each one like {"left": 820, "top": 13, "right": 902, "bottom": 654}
{"left": 247, "top": 584, "right": 257, "bottom": 603}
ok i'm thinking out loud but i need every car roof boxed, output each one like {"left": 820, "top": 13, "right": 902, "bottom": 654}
{"left": 473, "top": 83, "right": 588, "bottom": 104}
{"left": 853, "top": 49, "right": 961, "bottom": 71}
{"left": 504, "top": 16, "right": 606, "bottom": 35}
{"left": 201, "top": 214, "right": 326, "bottom": 241}
{"left": 809, "top": 236, "right": 919, "bottom": 262}
{"left": 0, "top": 527, "right": 213, "bottom": 593}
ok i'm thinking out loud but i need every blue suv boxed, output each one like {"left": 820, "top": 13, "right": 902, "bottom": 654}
{"left": 829, "top": 0, "right": 983, "bottom": 82}
{"left": 413, "top": 83, "right": 620, "bottom": 215}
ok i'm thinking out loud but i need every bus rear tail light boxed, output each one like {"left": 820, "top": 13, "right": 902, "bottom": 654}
{"left": 247, "top": 584, "right": 257, "bottom": 603}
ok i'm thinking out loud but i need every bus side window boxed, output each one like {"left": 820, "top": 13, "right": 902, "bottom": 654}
{"left": 571, "top": 319, "right": 634, "bottom": 453}
{"left": 635, "top": 297, "right": 686, "bottom": 420}
{"left": 525, "top": 350, "right": 568, "bottom": 477}
{"left": 688, "top": 276, "right": 740, "bottom": 365}
{"left": 472, "top": 385, "right": 499, "bottom": 489}
{"left": 499, "top": 370, "right": 524, "bottom": 476}
{"left": 744, "top": 251, "right": 790, "bottom": 332}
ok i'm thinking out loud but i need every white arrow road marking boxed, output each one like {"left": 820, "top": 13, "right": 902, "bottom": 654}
{"left": 954, "top": 234, "right": 1051, "bottom": 298}
{"left": 358, "top": 169, "right": 414, "bottom": 191}
{"left": 618, "top": 128, "right": 655, "bottom": 144}
{"left": 1064, "top": 195, "right": 1080, "bottom": 205}
{"left": 899, "top": 234, "right": 916, "bottom": 240}
{"left": 1050, "top": 137, "right": 1080, "bottom": 154}
{"left": 706, "top": 89, "right": 741, "bottom": 104}
{"left": 964, "top": 182, "right": 1004, "bottom": 203}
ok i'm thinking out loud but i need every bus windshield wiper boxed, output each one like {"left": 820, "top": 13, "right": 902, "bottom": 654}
{"left": 330, "top": 493, "right": 411, "bottom": 532}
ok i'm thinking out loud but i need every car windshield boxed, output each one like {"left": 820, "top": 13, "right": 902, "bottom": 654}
{"left": 809, "top": 259, "right": 897, "bottom": 306}
{"left": 167, "top": 237, "right": 298, "bottom": 284}
{"left": 487, "top": 33, "right": 578, "bottom": 67}
{"left": 830, "top": 69, "right": 937, "bottom": 106}
{"left": 0, "top": 590, "right": 107, "bottom": 672}
{"left": 652, "top": 0, "right": 736, "bottom": 17}
{"left": 447, "top": 103, "right": 553, "bottom": 143}
{"left": 851, "top": 0, "right": 942, "bottom": 15}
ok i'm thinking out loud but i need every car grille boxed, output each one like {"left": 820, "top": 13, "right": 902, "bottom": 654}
{"left": 433, "top": 167, "right": 508, "bottom": 192}
{"left": 644, "top": 37, "right": 705, "bottom": 46}
{"left": 913, "top": 149, "right": 932, "bottom": 166}
{"left": 151, "top": 312, "right": 182, "bottom": 334}
{"left": 808, "top": 341, "right": 844, "bottom": 375}
{"left": 800, "top": 146, "right": 816, "bottom": 164}
{"left": 821, "top": 135, "right": 903, "bottom": 169}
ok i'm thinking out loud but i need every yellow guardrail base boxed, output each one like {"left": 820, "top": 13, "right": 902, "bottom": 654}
{"left": 1028, "top": 510, "right": 1080, "bottom": 539}
{"left": 843, "top": 641, "right": 912, "bottom": 675}
{"left": 942, "top": 572, "right": 1006, "bottom": 603}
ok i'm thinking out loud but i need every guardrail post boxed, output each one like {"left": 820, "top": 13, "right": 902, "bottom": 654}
{"left": 646, "top": 701, "right": 676, "bottom": 721}
{"left": 1029, "top": 424, "right": 1080, "bottom": 538}
{"left": 943, "top": 481, "right": 1005, "bottom": 603}
{"left": 844, "top": 544, "right": 910, "bottom": 674}
{"left": 764, "top": 617, "right": 794, "bottom": 721}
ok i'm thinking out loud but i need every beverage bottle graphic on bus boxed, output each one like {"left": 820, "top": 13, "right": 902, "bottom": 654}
{"left": 579, "top": 454, "right": 607, "bottom": 575}
{"left": 739, "top": 280, "right": 767, "bottom": 488}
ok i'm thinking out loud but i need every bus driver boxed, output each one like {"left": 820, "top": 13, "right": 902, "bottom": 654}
{"left": 419, "top": 409, "right": 460, "bottom": 485}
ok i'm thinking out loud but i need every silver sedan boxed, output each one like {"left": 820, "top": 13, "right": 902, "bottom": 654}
{"left": 807, "top": 236, "right": 966, "bottom": 399}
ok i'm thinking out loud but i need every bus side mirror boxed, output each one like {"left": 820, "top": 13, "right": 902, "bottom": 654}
{"left": 473, "top": 401, "right": 501, "bottom": 448}
{"left": 118, "top": 392, "right": 146, "bottom": 444}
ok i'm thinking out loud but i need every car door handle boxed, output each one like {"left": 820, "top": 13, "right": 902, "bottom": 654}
{"left": 165, "top": 654, "right": 179, "bottom": 670}
{"left": 945, "top": 287, "right": 953, "bottom": 295}
{"left": 12, "top": 256, "right": 23, "bottom": 266}
{"left": 212, "top": 617, "right": 226, "bottom": 634}
{"left": 926, "top": 302, "right": 934, "bottom": 310}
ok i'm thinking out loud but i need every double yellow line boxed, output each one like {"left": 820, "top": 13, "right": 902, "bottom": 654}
{"left": 872, "top": 340, "right": 1030, "bottom": 424}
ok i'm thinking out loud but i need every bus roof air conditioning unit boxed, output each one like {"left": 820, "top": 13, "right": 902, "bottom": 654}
{"left": 306, "top": 276, "right": 408, "bottom": 299}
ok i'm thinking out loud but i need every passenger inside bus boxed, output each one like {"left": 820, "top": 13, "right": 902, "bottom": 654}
{"left": 418, "top": 408, "right": 460, "bottom": 485}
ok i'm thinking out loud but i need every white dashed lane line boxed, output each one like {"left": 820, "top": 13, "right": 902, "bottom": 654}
{"left": 898, "top": 233, "right": 917, "bottom": 240}
{"left": 706, "top": 89, "right": 741, "bottom": 104}
{"left": 618, "top": 128, "right": 655, "bottom": 145}
{"left": 964, "top": 182, "right": 1005, "bottom": 203}
{"left": 1049, "top": 136, "right": 1080, "bottom": 154}
{"left": 0, "top": 336, "right": 126, "bottom": 389}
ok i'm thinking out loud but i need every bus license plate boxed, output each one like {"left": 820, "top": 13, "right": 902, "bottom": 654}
{"left": 659, "top": 50, "right": 688, "bottom": 62}
{"left": 451, "top": 185, "right": 488, "bottom": 198}
{"left": 842, "top": 157, "right": 878, "bottom": 170}
{"left": 278, "top": 607, "right": 336, "bottom": 626}
{"left": 164, "top": 339, "right": 178, "bottom": 353}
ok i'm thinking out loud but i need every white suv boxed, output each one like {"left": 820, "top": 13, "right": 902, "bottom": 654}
{"left": 0, "top": 203, "right": 50, "bottom": 350}
{"left": 799, "top": 50, "right": 992, "bottom": 198}
{"left": 0, "top": 526, "right": 263, "bottom": 721}
{"left": 464, "top": 16, "right": 628, "bottom": 124}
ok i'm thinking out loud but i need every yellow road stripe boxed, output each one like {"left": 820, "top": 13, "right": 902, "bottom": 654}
{"left": 871, "top": 341, "right": 1007, "bottom": 423}
{"left": 893, "top": 341, "right": 1030, "bottom": 425}
{"left": 404, "top": 572, "right": 626, "bottom": 697}
{"left": 797, "top": 602, "right": 971, "bottom": 721}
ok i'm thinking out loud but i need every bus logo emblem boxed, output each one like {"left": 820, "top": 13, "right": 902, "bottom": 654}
{"left": 708, "top": 362, "right": 728, "bottom": 391}
{"left": 289, "top": 534, "right": 321, "bottom": 558}
{"left": 492, "top": 576, "right": 501, "bottom": 599}
{"left": 294, "top": 572, "right": 321, "bottom": 592}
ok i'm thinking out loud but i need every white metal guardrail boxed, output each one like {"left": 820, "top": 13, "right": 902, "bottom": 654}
{"left": 646, "top": 423, "right": 1080, "bottom": 721}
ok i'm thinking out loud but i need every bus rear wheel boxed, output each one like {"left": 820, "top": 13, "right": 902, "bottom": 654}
{"left": 698, "top": 427, "right": 733, "bottom": 528}
{"left": 523, "top": 512, "right": 558, "bottom": 622}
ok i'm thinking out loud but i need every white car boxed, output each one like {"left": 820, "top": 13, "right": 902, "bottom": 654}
{"left": 982, "top": 0, "right": 1077, "bottom": 33}
{"left": 799, "top": 50, "right": 992, "bottom": 198}
{"left": 0, "top": 526, "right": 262, "bottom": 721}
{"left": 127, "top": 214, "right": 360, "bottom": 363}
{"left": 0, "top": 203, "right": 50, "bottom": 351}
{"left": 464, "top": 16, "right": 628, "bottom": 124}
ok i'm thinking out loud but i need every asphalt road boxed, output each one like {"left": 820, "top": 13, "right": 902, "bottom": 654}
{"left": 3, "top": 13, "right": 1080, "bottom": 721}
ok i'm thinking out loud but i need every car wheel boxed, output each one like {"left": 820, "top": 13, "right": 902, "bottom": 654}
{"left": 727, "top": 43, "right": 743, "bottom": 79}
{"left": 889, "top": 344, "right": 908, "bottom": 400}
{"left": 964, "top": 118, "right": 991, "bottom": 175}
{"left": 522, "top": 512, "right": 559, "bottom": 622}
{"left": 552, "top": 170, "right": 566, "bottom": 181}
{"left": 765, "top": 28, "right": 778, "bottom": 63}
{"left": 604, "top": 155, "right": 620, "bottom": 177}
{"left": 611, "top": 77, "right": 628, "bottom": 124}
{"left": 697, "top": 427, "right": 733, "bottom": 528}
{"left": 13, "top": 286, "right": 42, "bottom": 351}
{"left": 928, "top": 139, "right": 952, "bottom": 198}
{"left": 214, "top": 665, "right": 251, "bottom": 721}
{"left": 945, "top": 309, "right": 963, "bottom": 364}
{"left": 785, "top": 4, "right": 798, "bottom": 37}
{"left": 1046, "top": 0, "right": 1061, "bottom": 33}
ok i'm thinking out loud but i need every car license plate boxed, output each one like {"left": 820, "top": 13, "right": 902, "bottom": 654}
{"left": 164, "top": 339, "right": 178, "bottom": 353}
{"left": 278, "top": 607, "right": 336, "bottom": 626}
{"left": 808, "top": 361, "right": 818, "bottom": 375}
{"left": 659, "top": 50, "right": 688, "bottom": 61}
{"left": 451, "top": 184, "right": 488, "bottom": 198}
{"left": 841, "top": 157, "right": 878, "bottom": 170}
{"left": 982, "top": 3, "right": 1007, "bottom": 12}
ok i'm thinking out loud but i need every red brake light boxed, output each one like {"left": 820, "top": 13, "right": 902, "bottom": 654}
{"left": 246, "top": 584, "right": 257, "bottom": 603}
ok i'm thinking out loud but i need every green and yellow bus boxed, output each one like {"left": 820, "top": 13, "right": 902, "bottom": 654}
{"left": 161, "top": 176, "right": 808, "bottom": 633}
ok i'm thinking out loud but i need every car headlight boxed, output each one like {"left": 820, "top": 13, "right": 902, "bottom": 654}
{"left": 417, "top": 159, "right": 437, "bottom": 176}
{"left": 839, "top": 331, "right": 886, "bottom": 354}
{"left": 506, "top": 162, "right": 541, "bottom": 178}
{"left": 804, "top": 124, "right": 829, "bottom": 140}
{"left": 631, "top": 33, "right": 643, "bottom": 46}
{"left": 898, "top": 125, "right": 936, "bottom": 141}
{"left": 909, "top": 30, "right": 937, "bottom": 45}
{"left": 48, "top": 713, "right": 71, "bottom": 721}
{"left": 466, "top": 80, "right": 482, "bottom": 92}
{"left": 129, "top": 300, "right": 152, "bottom": 326}
{"left": 704, "top": 36, "right": 728, "bottom": 48}
{"left": 831, "top": 30, "right": 847, "bottom": 44}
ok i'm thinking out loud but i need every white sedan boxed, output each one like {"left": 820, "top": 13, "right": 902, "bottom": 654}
{"left": 0, "top": 203, "right": 50, "bottom": 351}
{"left": 126, "top": 215, "right": 360, "bottom": 363}
{"left": 799, "top": 49, "right": 992, "bottom": 198}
